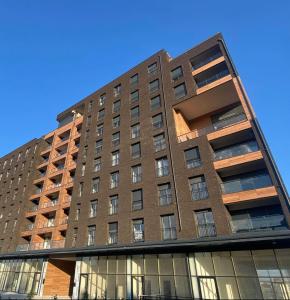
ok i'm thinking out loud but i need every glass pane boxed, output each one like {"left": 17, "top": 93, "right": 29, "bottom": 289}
{"left": 199, "top": 277, "right": 218, "bottom": 300}
{"left": 132, "top": 255, "right": 144, "bottom": 275}
{"left": 253, "top": 250, "right": 281, "bottom": 277}
{"left": 237, "top": 277, "right": 263, "bottom": 299}
{"left": 175, "top": 275, "right": 192, "bottom": 298}
{"left": 145, "top": 275, "right": 159, "bottom": 296}
{"left": 145, "top": 255, "right": 158, "bottom": 275}
{"left": 160, "top": 275, "right": 175, "bottom": 298}
{"left": 195, "top": 253, "right": 215, "bottom": 276}
{"left": 159, "top": 254, "right": 174, "bottom": 275}
{"left": 232, "top": 251, "right": 257, "bottom": 276}
{"left": 217, "top": 277, "right": 240, "bottom": 299}
{"left": 275, "top": 249, "right": 290, "bottom": 277}
{"left": 213, "top": 252, "right": 234, "bottom": 276}
{"left": 173, "top": 254, "right": 188, "bottom": 276}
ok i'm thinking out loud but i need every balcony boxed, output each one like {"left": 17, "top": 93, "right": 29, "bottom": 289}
{"left": 27, "top": 205, "right": 39, "bottom": 213}
{"left": 40, "top": 200, "right": 59, "bottom": 209}
{"left": 230, "top": 214, "right": 287, "bottom": 233}
{"left": 25, "top": 223, "right": 34, "bottom": 231}
{"left": 38, "top": 220, "right": 55, "bottom": 228}
{"left": 16, "top": 240, "right": 65, "bottom": 252}
{"left": 45, "top": 183, "right": 62, "bottom": 191}
{"left": 59, "top": 217, "right": 69, "bottom": 225}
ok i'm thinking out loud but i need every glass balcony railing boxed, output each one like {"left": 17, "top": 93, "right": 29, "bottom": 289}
{"left": 221, "top": 173, "right": 272, "bottom": 194}
{"left": 196, "top": 69, "right": 230, "bottom": 88}
{"left": 191, "top": 51, "right": 222, "bottom": 70}
{"left": 230, "top": 214, "right": 287, "bottom": 233}
{"left": 16, "top": 240, "right": 65, "bottom": 251}
{"left": 214, "top": 140, "right": 259, "bottom": 161}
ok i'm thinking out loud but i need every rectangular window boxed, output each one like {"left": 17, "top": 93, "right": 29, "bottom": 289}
{"left": 153, "top": 133, "right": 166, "bottom": 152}
{"left": 79, "top": 182, "right": 83, "bottom": 197}
{"left": 130, "top": 74, "right": 139, "bottom": 86}
{"left": 111, "top": 150, "right": 120, "bottom": 166}
{"left": 195, "top": 210, "right": 216, "bottom": 237}
{"left": 94, "top": 157, "right": 101, "bottom": 172}
{"left": 75, "top": 208, "right": 80, "bottom": 221}
{"left": 81, "top": 163, "right": 86, "bottom": 176}
{"left": 189, "top": 175, "right": 209, "bottom": 200}
{"left": 156, "top": 157, "right": 169, "bottom": 177}
{"left": 171, "top": 66, "right": 183, "bottom": 81}
{"left": 110, "top": 172, "right": 119, "bottom": 189}
{"left": 150, "top": 95, "right": 161, "bottom": 111}
{"left": 108, "top": 222, "right": 118, "bottom": 244}
{"left": 97, "top": 109, "right": 105, "bottom": 121}
{"left": 109, "top": 195, "right": 118, "bottom": 215}
{"left": 92, "top": 177, "right": 100, "bottom": 193}
{"left": 86, "top": 115, "right": 91, "bottom": 127}
{"left": 112, "top": 132, "right": 120, "bottom": 147}
{"left": 130, "top": 106, "right": 139, "bottom": 121}
{"left": 131, "top": 123, "right": 140, "bottom": 139}
{"left": 152, "top": 113, "right": 163, "bottom": 129}
{"left": 161, "top": 215, "right": 176, "bottom": 240}
{"left": 99, "top": 93, "right": 106, "bottom": 106}
{"left": 133, "top": 219, "right": 144, "bottom": 242}
{"left": 113, "top": 100, "right": 121, "bottom": 113}
{"left": 184, "top": 147, "right": 201, "bottom": 168}
{"left": 87, "top": 225, "right": 96, "bottom": 246}
{"left": 89, "top": 200, "right": 98, "bottom": 218}
{"left": 96, "top": 124, "right": 104, "bottom": 137}
{"left": 131, "top": 165, "right": 142, "bottom": 183}
{"left": 174, "top": 83, "right": 187, "bottom": 99}
{"left": 130, "top": 90, "right": 139, "bottom": 103}
{"left": 131, "top": 142, "right": 141, "bottom": 159}
{"left": 158, "top": 183, "right": 172, "bottom": 206}
{"left": 112, "top": 115, "right": 120, "bottom": 128}
{"left": 72, "top": 228, "right": 78, "bottom": 247}
{"left": 114, "top": 84, "right": 121, "bottom": 97}
{"left": 95, "top": 140, "right": 103, "bottom": 155}
{"left": 132, "top": 189, "right": 143, "bottom": 211}
{"left": 148, "top": 62, "right": 158, "bottom": 75}
{"left": 149, "top": 79, "right": 159, "bottom": 93}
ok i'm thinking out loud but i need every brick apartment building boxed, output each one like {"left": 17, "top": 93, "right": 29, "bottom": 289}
{"left": 0, "top": 33, "right": 289, "bottom": 299}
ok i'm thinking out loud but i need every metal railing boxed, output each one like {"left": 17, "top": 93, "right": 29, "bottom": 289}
{"left": 230, "top": 215, "right": 287, "bottom": 233}
{"left": 221, "top": 173, "right": 272, "bottom": 194}
{"left": 196, "top": 69, "right": 230, "bottom": 88}
{"left": 177, "top": 113, "right": 247, "bottom": 143}
{"left": 214, "top": 140, "right": 259, "bottom": 161}
{"left": 191, "top": 51, "right": 222, "bottom": 70}
{"left": 40, "top": 200, "right": 59, "bottom": 209}
{"left": 16, "top": 240, "right": 65, "bottom": 252}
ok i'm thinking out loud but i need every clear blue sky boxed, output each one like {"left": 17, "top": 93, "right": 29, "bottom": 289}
{"left": 0, "top": 1, "right": 289, "bottom": 191}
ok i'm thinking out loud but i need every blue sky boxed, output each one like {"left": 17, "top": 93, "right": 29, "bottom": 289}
{"left": 0, "top": 1, "right": 289, "bottom": 191}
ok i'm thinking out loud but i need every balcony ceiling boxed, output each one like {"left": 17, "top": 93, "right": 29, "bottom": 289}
{"left": 173, "top": 80, "right": 239, "bottom": 120}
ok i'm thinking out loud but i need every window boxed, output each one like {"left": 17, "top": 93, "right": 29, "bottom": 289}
{"left": 79, "top": 182, "right": 84, "bottom": 197}
{"left": 150, "top": 95, "right": 161, "bottom": 111}
{"left": 153, "top": 133, "right": 166, "bottom": 152}
{"left": 130, "top": 90, "right": 139, "bottom": 103}
{"left": 99, "top": 93, "right": 106, "bottom": 106}
{"left": 131, "top": 123, "right": 140, "bottom": 139}
{"left": 130, "top": 106, "right": 139, "bottom": 121}
{"left": 189, "top": 175, "right": 209, "bottom": 200}
{"left": 131, "top": 165, "right": 142, "bottom": 183}
{"left": 92, "top": 177, "right": 100, "bottom": 193}
{"left": 97, "top": 109, "right": 105, "bottom": 121}
{"left": 112, "top": 132, "right": 120, "bottom": 148}
{"left": 114, "top": 84, "right": 121, "bottom": 97}
{"left": 174, "top": 83, "right": 187, "bottom": 99}
{"left": 130, "top": 73, "right": 139, "bottom": 86}
{"left": 110, "top": 172, "right": 119, "bottom": 189}
{"left": 87, "top": 225, "right": 96, "bottom": 246}
{"left": 112, "top": 115, "right": 120, "bottom": 128}
{"left": 112, "top": 151, "right": 120, "bottom": 166}
{"left": 109, "top": 195, "right": 118, "bottom": 215}
{"left": 75, "top": 208, "right": 80, "bottom": 221}
{"left": 171, "top": 66, "right": 183, "bottom": 81}
{"left": 89, "top": 200, "right": 98, "bottom": 218}
{"left": 161, "top": 215, "right": 176, "bottom": 240}
{"left": 86, "top": 115, "right": 92, "bottom": 127}
{"left": 131, "top": 142, "right": 141, "bottom": 159}
{"left": 148, "top": 62, "right": 158, "bottom": 75}
{"left": 93, "top": 157, "right": 101, "bottom": 172}
{"left": 149, "top": 79, "right": 159, "bottom": 93}
{"left": 158, "top": 183, "right": 172, "bottom": 206}
{"left": 132, "top": 189, "right": 143, "bottom": 210}
{"left": 108, "top": 222, "right": 118, "bottom": 244}
{"left": 81, "top": 163, "right": 86, "bottom": 176}
{"left": 195, "top": 210, "right": 216, "bottom": 237}
{"left": 96, "top": 124, "right": 103, "bottom": 137}
{"left": 133, "top": 219, "right": 144, "bottom": 242}
{"left": 113, "top": 100, "right": 121, "bottom": 113}
{"left": 83, "top": 146, "right": 88, "bottom": 159}
{"left": 156, "top": 157, "right": 169, "bottom": 177}
{"left": 152, "top": 113, "right": 163, "bottom": 129}
{"left": 184, "top": 147, "right": 201, "bottom": 168}
{"left": 95, "top": 140, "right": 103, "bottom": 155}
{"left": 72, "top": 228, "right": 78, "bottom": 247}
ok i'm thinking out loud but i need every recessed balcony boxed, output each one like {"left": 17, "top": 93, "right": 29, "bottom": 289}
{"left": 16, "top": 239, "right": 65, "bottom": 251}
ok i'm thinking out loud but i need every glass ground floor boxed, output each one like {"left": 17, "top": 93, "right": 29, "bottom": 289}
{"left": 0, "top": 248, "right": 289, "bottom": 299}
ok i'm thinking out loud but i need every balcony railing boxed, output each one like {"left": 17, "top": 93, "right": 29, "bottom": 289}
{"left": 38, "top": 220, "right": 55, "bottom": 228}
{"left": 196, "top": 69, "right": 230, "bottom": 88}
{"left": 45, "top": 183, "right": 62, "bottom": 191}
{"left": 191, "top": 52, "right": 223, "bottom": 70}
{"left": 177, "top": 113, "right": 247, "bottom": 143}
{"left": 16, "top": 240, "right": 65, "bottom": 252}
{"left": 197, "top": 224, "right": 216, "bottom": 237}
{"left": 214, "top": 140, "right": 259, "bottom": 161}
{"left": 230, "top": 215, "right": 287, "bottom": 233}
{"left": 221, "top": 173, "right": 272, "bottom": 194}
{"left": 40, "top": 200, "right": 59, "bottom": 209}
